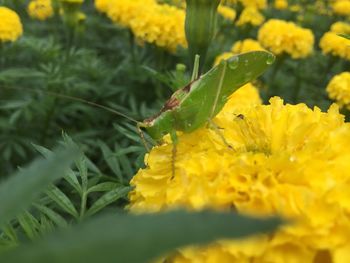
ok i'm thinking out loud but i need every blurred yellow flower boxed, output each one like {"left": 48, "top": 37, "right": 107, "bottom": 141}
{"left": 231, "top": 38, "right": 265, "bottom": 54}
{"left": 236, "top": 7, "right": 265, "bottom": 27}
{"left": 331, "top": 21, "right": 350, "bottom": 35}
{"left": 214, "top": 39, "right": 264, "bottom": 65}
{"left": 130, "top": 88, "right": 350, "bottom": 262}
{"left": 332, "top": 0, "right": 350, "bottom": 16}
{"left": 217, "top": 5, "right": 236, "bottom": 21}
{"left": 258, "top": 19, "right": 314, "bottom": 59}
{"left": 213, "top": 52, "right": 234, "bottom": 65}
{"left": 327, "top": 72, "right": 350, "bottom": 109}
{"left": 320, "top": 31, "right": 350, "bottom": 60}
{"left": 240, "top": 0, "right": 267, "bottom": 9}
{"left": 274, "top": 0, "right": 288, "bottom": 9}
{"left": 94, "top": 0, "right": 110, "bottom": 13}
{"left": 105, "top": 0, "right": 186, "bottom": 51}
{"left": 28, "top": 0, "right": 53, "bottom": 21}
{"left": 0, "top": 6, "right": 23, "bottom": 43}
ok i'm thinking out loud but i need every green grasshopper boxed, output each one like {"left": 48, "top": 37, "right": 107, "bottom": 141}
{"left": 3, "top": 50, "right": 274, "bottom": 174}
{"left": 138, "top": 51, "right": 274, "bottom": 147}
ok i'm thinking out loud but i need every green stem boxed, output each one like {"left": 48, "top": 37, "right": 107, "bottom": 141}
{"left": 79, "top": 191, "right": 88, "bottom": 221}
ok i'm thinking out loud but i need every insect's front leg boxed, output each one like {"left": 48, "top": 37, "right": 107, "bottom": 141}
{"left": 207, "top": 119, "right": 234, "bottom": 150}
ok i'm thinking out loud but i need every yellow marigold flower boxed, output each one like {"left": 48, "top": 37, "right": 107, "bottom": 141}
{"left": 94, "top": 0, "right": 110, "bottom": 13}
{"left": 213, "top": 52, "right": 234, "bottom": 65}
{"left": 217, "top": 5, "right": 236, "bottom": 21}
{"left": 327, "top": 72, "right": 350, "bottom": 109}
{"left": 236, "top": 7, "right": 265, "bottom": 27}
{"left": 289, "top": 4, "right": 301, "bottom": 12}
{"left": 106, "top": 0, "right": 185, "bottom": 51}
{"left": 60, "top": 0, "right": 84, "bottom": 3}
{"left": 274, "top": 0, "right": 288, "bottom": 9}
{"left": 332, "top": 0, "right": 350, "bottom": 16}
{"left": 331, "top": 21, "right": 350, "bottom": 35}
{"left": 258, "top": 19, "right": 314, "bottom": 59}
{"left": 239, "top": 0, "right": 267, "bottom": 9}
{"left": 0, "top": 6, "right": 23, "bottom": 43}
{"left": 27, "top": 0, "right": 53, "bottom": 21}
{"left": 320, "top": 31, "right": 350, "bottom": 60}
{"left": 130, "top": 91, "right": 350, "bottom": 262}
{"left": 231, "top": 38, "right": 265, "bottom": 54}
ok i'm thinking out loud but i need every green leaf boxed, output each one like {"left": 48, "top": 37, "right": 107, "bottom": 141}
{"left": 338, "top": 33, "right": 350, "bottom": 40}
{"left": 86, "top": 182, "right": 121, "bottom": 194}
{"left": 85, "top": 186, "right": 131, "bottom": 217}
{"left": 63, "top": 170, "right": 82, "bottom": 196}
{"left": 0, "top": 148, "right": 79, "bottom": 228}
{"left": 33, "top": 204, "right": 68, "bottom": 228}
{"left": 17, "top": 211, "right": 40, "bottom": 240}
{"left": 45, "top": 185, "right": 79, "bottom": 219}
{"left": 0, "top": 210, "right": 282, "bottom": 263}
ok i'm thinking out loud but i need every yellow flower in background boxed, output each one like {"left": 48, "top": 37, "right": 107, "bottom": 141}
{"left": 130, "top": 88, "right": 350, "bottom": 262}
{"left": 217, "top": 5, "right": 236, "bottom": 21}
{"left": 214, "top": 52, "right": 234, "bottom": 65}
{"left": 258, "top": 19, "right": 314, "bottom": 59}
{"left": 327, "top": 72, "right": 350, "bottom": 109}
{"left": 105, "top": 0, "right": 186, "bottom": 51}
{"left": 231, "top": 38, "right": 265, "bottom": 54}
{"left": 274, "top": 0, "right": 288, "bottom": 9}
{"left": 332, "top": 0, "right": 350, "bottom": 16}
{"left": 0, "top": 6, "right": 23, "bottom": 43}
{"left": 94, "top": 0, "right": 110, "bottom": 13}
{"left": 214, "top": 39, "right": 264, "bottom": 65}
{"left": 28, "top": 0, "right": 54, "bottom": 21}
{"left": 320, "top": 32, "right": 350, "bottom": 60}
{"left": 289, "top": 4, "right": 302, "bottom": 12}
{"left": 236, "top": 7, "right": 265, "bottom": 27}
{"left": 239, "top": 0, "right": 267, "bottom": 9}
{"left": 331, "top": 21, "right": 350, "bottom": 35}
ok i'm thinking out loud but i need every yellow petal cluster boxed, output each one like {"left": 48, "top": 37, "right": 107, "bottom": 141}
{"left": 101, "top": 0, "right": 186, "bottom": 51}
{"left": 213, "top": 39, "right": 263, "bottom": 65}
{"left": 231, "top": 38, "right": 265, "bottom": 54}
{"left": 27, "top": 0, "right": 54, "bottom": 21}
{"left": 331, "top": 22, "right": 350, "bottom": 35}
{"left": 274, "top": 0, "right": 288, "bottom": 9}
{"left": 214, "top": 39, "right": 265, "bottom": 65}
{"left": 239, "top": 0, "right": 267, "bottom": 9}
{"left": 217, "top": 5, "right": 236, "bottom": 21}
{"left": 130, "top": 86, "right": 350, "bottom": 262}
{"left": 236, "top": 7, "right": 265, "bottom": 27}
{"left": 320, "top": 32, "right": 350, "bottom": 60}
{"left": 332, "top": 0, "right": 350, "bottom": 16}
{"left": 327, "top": 72, "right": 350, "bottom": 109}
{"left": 0, "top": 6, "right": 23, "bottom": 43}
{"left": 258, "top": 19, "right": 314, "bottom": 59}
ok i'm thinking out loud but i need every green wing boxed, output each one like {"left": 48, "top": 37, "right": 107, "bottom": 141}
{"left": 174, "top": 51, "right": 274, "bottom": 132}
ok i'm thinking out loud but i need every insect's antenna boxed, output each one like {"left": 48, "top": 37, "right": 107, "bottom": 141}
{"left": 0, "top": 85, "right": 139, "bottom": 124}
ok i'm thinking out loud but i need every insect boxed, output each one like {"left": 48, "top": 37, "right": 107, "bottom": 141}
{"left": 3, "top": 50, "right": 274, "bottom": 175}
{"left": 138, "top": 50, "right": 274, "bottom": 170}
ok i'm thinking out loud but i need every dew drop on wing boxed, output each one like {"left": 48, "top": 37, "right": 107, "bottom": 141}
{"left": 228, "top": 56, "right": 239, "bottom": 70}
{"left": 266, "top": 53, "right": 276, "bottom": 65}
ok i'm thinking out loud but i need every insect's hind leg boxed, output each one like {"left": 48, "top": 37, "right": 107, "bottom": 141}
{"left": 170, "top": 130, "right": 178, "bottom": 179}
{"left": 208, "top": 119, "right": 234, "bottom": 150}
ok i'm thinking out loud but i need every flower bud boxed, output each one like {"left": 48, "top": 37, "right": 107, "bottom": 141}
{"left": 185, "top": 0, "right": 220, "bottom": 71}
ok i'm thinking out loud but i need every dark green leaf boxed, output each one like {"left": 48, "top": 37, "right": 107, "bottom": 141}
{"left": 0, "top": 148, "right": 79, "bottom": 228}
{"left": 0, "top": 210, "right": 282, "bottom": 263}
